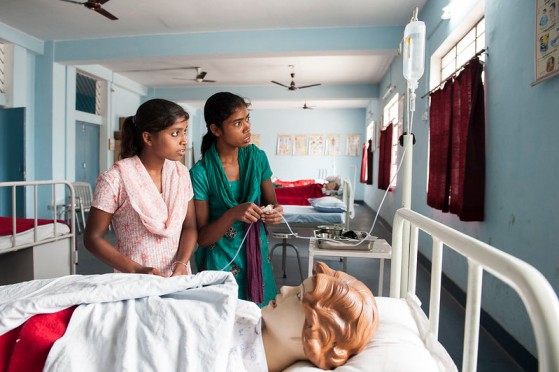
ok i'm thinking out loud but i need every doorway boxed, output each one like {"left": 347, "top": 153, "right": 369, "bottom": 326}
{"left": 75, "top": 121, "right": 100, "bottom": 192}
{"left": 0, "top": 107, "right": 25, "bottom": 215}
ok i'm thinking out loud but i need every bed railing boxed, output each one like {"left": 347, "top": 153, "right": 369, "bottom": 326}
{"left": 389, "top": 208, "right": 559, "bottom": 372}
{"left": 0, "top": 180, "right": 76, "bottom": 274}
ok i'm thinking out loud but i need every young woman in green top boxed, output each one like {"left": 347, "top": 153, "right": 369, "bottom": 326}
{"left": 190, "top": 92, "right": 283, "bottom": 306}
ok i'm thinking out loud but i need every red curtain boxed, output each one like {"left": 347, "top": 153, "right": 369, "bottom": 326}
{"left": 449, "top": 58, "right": 485, "bottom": 221}
{"left": 378, "top": 124, "right": 393, "bottom": 190}
{"left": 427, "top": 58, "right": 485, "bottom": 221}
{"left": 427, "top": 83, "right": 453, "bottom": 212}
{"left": 360, "top": 143, "right": 368, "bottom": 183}
{"left": 367, "top": 138, "right": 374, "bottom": 185}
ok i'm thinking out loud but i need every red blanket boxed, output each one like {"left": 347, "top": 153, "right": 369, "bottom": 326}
{"left": 0, "top": 217, "right": 64, "bottom": 236}
{"left": 273, "top": 178, "right": 316, "bottom": 187}
{"left": 0, "top": 307, "right": 76, "bottom": 372}
{"left": 275, "top": 183, "right": 324, "bottom": 206}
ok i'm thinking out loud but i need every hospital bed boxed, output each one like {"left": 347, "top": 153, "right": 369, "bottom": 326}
{"left": 281, "top": 178, "right": 354, "bottom": 230}
{"left": 0, "top": 208, "right": 557, "bottom": 371}
{"left": 0, "top": 180, "right": 77, "bottom": 285}
{"left": 286, "top": 207, "right": 559, "bottom": 371}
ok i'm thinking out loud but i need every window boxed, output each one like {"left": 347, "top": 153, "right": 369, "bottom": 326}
{"left": 382, "top": 93, "right": 400, "bottom": 189}
{"left": 440, "top": 18, "right": 485, "bottom": 82}
{"left": 0, "top": 42, "right": 5, "bottom": 94}
{"left": 76, "top": 72, "right": 101, "bottom": 115}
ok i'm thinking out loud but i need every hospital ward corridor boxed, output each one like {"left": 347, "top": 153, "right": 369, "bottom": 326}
{"left": 75, "top": 203, "right": 527, "bottom": 372}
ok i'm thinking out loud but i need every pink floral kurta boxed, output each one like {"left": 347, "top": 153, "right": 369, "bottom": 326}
{"left": 92, "top": 156, "right": 194, "bottom": 276}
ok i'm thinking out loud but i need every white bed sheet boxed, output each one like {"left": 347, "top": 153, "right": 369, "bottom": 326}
{"left": 282, "top": 205, "right": 345, "bottom": 225}
{"left": 0, "top": 271, "right": 267, "bottom": 372}
{"left": 284, "top": 295, "right": 457, "bottom": 372}
{"left": 0, "top": 222, "right": 70, "bottom": 251}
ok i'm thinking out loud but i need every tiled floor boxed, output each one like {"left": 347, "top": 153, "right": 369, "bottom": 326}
{"left": 76, "top": 203, "right": 528, "bottom": 371}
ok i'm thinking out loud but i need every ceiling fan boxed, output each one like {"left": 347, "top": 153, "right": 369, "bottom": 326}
{"left": 59, "top": 0, "right": 118, "bottom": 20}
{"left": 272, "top": 65, "right": 321, "bottom": 91}
{"left": 302, "top": 102, "right": 316, "bottom": 110}
{"left": 124, "top": 66, "right": 216, "bottom": 83}
{"left": 174, "top": 67, "right": 216, "bottom": 83}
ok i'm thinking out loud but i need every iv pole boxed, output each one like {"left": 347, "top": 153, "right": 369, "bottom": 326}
{"left": 399, "top": 7, "right": 424, "bottom": 297}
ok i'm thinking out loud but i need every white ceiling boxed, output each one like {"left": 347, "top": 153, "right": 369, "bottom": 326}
{"left": 0, "top": 0, "right": 427, "bottom": 109}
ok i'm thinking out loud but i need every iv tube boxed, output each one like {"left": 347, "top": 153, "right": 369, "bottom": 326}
{"left": 403, "top": 19, "right": 426, "bottom": 112}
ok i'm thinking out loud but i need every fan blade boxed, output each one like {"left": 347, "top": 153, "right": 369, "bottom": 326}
{"left": 271, "top": 81, "right": 290, "bottom": 88}
{"left": 59, "top": 0, "right": 86, "bottom": 4}
{"left": 126, "top": 67, "right": 195, "bottom": 72}
{"left": 298, "top": 83, "right": 322, "bottom": 89}
{"left": 99, "top": 0, "right": 112, "bottom": 4}
{"left": 173, "top": 78, "right": 217, "bottom": 83}
{"left": 95, "top": 7, "right": 118, "bottom": 20}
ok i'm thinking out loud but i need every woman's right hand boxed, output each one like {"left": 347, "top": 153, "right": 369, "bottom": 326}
{"left": 134, "top": 265, "right": 165, "bottom": 277}
{"left": 232, "top": 202, "right": 263, "bottom": 223}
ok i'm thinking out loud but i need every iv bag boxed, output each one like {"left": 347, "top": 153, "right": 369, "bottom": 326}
{"left": 403, "top": 20, "right": 426, "bottom": 89}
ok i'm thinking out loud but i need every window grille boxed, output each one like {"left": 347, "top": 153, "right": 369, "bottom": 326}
{"left": 0, "top": 43, "right": 5, "bottom": 94}
{"left": 76, "top": 72, "right": 101, "bottom": 115}
{"left": 440, "top": 18, "right": 485, "bottom": 82}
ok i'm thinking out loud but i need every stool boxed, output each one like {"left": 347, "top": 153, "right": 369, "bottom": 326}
{"left": 269, "top": 231, "right": 304, "bottom": 281}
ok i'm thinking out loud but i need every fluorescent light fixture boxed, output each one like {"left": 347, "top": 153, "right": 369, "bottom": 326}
{"left": 382, "top": 84, "right": 395, "bottom": 100}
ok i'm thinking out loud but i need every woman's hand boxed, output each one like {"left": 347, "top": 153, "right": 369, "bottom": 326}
{"left": 170, "top": 261, "right": 190, "bottom": 277}
{"left": 134, "top": 265, "right": 165, "bottom": 277}
{"left": 232, "top": 202, "right": 264, "bottom": 223}
{"left": 261, "top": 204, "right": 284, "bottom": 224}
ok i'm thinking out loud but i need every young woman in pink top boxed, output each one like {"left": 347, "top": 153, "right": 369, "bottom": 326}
{"left": 84, "top": 99, "right": 197, "bottom": 277}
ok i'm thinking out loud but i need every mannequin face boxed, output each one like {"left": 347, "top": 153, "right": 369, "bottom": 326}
{"left": 261, "top": 277, "right": 313, "bottom": 343}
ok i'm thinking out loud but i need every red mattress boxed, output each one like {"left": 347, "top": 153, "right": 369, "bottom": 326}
{"left": 0, "top": 217, "right": 63, "bottom": 236}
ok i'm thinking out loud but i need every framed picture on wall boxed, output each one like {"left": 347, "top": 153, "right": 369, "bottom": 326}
{"left": 293, "top": 135, "right": 308, "bottom": 155}
{"left": 346, "top": 134, "right": 361, "bottom": 156}
{"left": 308, "top": 134, "right": 325, "bottom": 156}
{"left": 250, "top": 133, "right": 261, "bottom": 148}
{"left": 325, "top": 134, "right": 340, "bottom": 156}
{"left": 276, "top": 135, "right": 293, "bottom": 155}
{"left": 533, "top": 0, "right": 559, "bottom": 85}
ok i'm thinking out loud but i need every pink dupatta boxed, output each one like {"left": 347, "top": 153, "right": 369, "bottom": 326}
{"left": 115, "top": 156, "right": 188, "bottom": 236}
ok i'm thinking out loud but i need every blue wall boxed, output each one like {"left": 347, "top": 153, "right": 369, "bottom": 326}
{"left": 362, "top": 0, "right": 559, "bottom": 355}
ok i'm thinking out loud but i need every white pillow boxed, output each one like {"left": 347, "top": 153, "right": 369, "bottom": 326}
{"left": 283, "top": 296, "right": 457, "bottom": 372}
{"left": 308, "top": 196, "right": 346, "bottom": 213}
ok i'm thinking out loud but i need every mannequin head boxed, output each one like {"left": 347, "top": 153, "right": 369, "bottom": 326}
{"left": 261, "top": 261, "right": 379, "bottom": 371}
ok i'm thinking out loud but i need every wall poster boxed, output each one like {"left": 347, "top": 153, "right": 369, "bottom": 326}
{"left": 250, "top": 133, "right": 260, "bottom": 148}
{"left": 276, "top": 135, "right": 292, "bottom": 155}
{"left": 325, "top": 134, "right": 340, "bottom": 156}
{"left": 308, "top": 134, "right": 325, "bottom": 156}
{"left": 534, "top": 0, "right": 559, "bottom": 85}
{"left": 346, "top": 134, "right": 361, "bottom": 156}
{"left": 293, "top": 135, "right": 308, "bottom": 155}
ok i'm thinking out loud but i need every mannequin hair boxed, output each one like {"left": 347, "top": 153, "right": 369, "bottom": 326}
{"left": 301, "top": 262, "right": 379, "bottom": 369}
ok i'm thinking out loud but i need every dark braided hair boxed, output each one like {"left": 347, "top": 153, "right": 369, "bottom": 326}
{"left": 120, "top": 99, "right": 189, "bottom": 160}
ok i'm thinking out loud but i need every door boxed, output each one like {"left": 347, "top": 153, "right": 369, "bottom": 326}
{"left": 0, "top": 107, "right": 25, "bottom": 216}
{"left": 75, "top": 121, "right": 100, "bottom": 192}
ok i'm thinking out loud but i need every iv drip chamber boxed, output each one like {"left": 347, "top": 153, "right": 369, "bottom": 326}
{"left": 403, "top": 20, "right": 426, "bottom": 90}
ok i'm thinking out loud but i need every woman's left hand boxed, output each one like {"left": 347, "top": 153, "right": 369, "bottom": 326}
{"left": 260, "top": 205, "right": 284, "bottom": 224}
